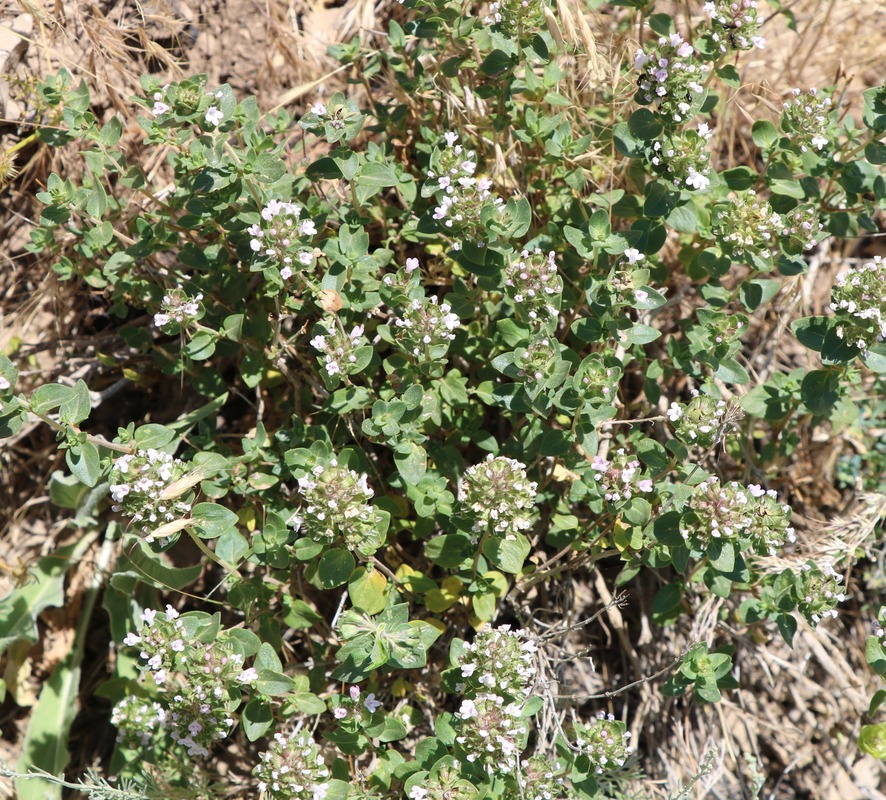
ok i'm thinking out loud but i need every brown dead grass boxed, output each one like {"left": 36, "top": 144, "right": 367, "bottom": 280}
{"left": 1, "top": 0, "right": 885, "bottom": 797}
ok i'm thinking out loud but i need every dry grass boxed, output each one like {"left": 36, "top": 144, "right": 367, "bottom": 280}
{"left": 1, "top": 0, "right": 885, "bottom": 797}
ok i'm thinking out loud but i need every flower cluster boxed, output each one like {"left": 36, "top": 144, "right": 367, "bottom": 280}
{"left": 680, "top": 477, "right": 796, "bottom": 556}
{"left": 458, "top": 455, "right": 537, "bottom": 540}
{"left": 796, "top": 560, "right": 846, "bottom": 626}
{"left": 634, "top": 34, "right": 708, "bottom": 124}
{"left": 667, "top": 391, "right": 742, "bottom": 449}
{"left": 407, "top": 762, "right": 475, "bottom": 800}
{"left": 502, "top": 248, "right": 562, "bottom": 328}
{"left": 573, "top": 355, "right": 622, "bottom": 405}
{"left": 248, "top": 200, "right": 317, "bottom": 279}
{"left": 454, "top": 694, "right": 527, "bottom": 775}
{"left": 290, "top": 457, "right": 386, "bottom": 555}
{"left": 702, "top": 0, "right": 766, "bottom": 52}
{"left": 381, "top": 257, "right": 421, "bottom": 293}
{"left": 309, "top": 322, "right": 370, "bottom": 379}
{"left": 779, "top": 205, "right": 823, "bottom": 254}
{"left": 391, "top": 295, "right": 460, "bottom": 360}
{"left": 711, "top": 191, "right": 785, "bottom": 261}
{"left": 517, "top": 755, "right": 567, "bottom": 800}
{"left": 331, "top": 684, "right": 382, "bottom": 721}
{"left": 483, "top": 0, "right": 543, "bottom": 39}
{"left": 513, "top": 335, "right": 561, "bottom": 386}
{"left": 427, "top": 132, "right": 504, "bottom": 248}
{"left": 150, "top": 83, "right": 171, "bottom": 116}
{"left": 116, "top": 607, "right": 253, "bottom": 757}
{"left": 153, "top": 287, "right": 203, "bottom": 329}
{"left": 456, "top": 625, "right": 538, "bottom": 700}
{"left": 111, "top": 695, "right": 165, "bottom": 749}
{"left": 574, "top": 712, "right": 633, "bottom": 774}
{"left": 591, "top": 449, "right": 654, "bottom": 503}
{"left": 830, "top": 256, "right": 886, "bottom": 350}
{"left": 109, "top": 449, "right": 192, "bottom": 542}
{"left": 781, "top": 88, "right": 833, "bottom": 153}
{"left": 648, "top": 123, "right": 714, "bottom": 190}
{"left": 254, "top": 730, "right": 330, "bottom": 800}
{"left": 298, "top": 93, "right": 364, "bottom": 142}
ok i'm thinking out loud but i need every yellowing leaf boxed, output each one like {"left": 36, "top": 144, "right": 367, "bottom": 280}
{"left": 426, "top": 576, "right": 463, "bottom": 612}
{"left": 237, "top": 506, "right": 257, "bottom": 532}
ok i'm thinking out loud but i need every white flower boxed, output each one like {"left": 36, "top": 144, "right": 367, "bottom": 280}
{"left": 151, "top": 101, "right": 170, "bottom": 116}
{"left": 409, "top": 788, "right": 429, "bottom": 800}
{"left": 141, "top": 608, "right": 158, "bottom": 626}
{"left": 236, "top": 667, "right": 259, "bottom": 683}
{"left": 666, "top": 402, "right": 683, "bottom": 422}
{"left": 311, "top": 101, "right": 327, "bottom": 115}
{"left": 444, "top": 131, "right": 459, "bottom": 147}
{"left": 634, "top": 289, "right": 649, "bottom": 302}
{"left": 458, "top": 699, "right": 478, "bottom": 719}
{"left": 624, "top": 248, "right": 644, "bottom": 265}
{"left": 363, "top": 693, "right": 382, "bottom": 713}
{"left": 204, "top": 106, "right": 224, "bottom": 127}
{"left": 686, "top": 168, "right": 710, "bottom": 190}
{"left": 405, "top": 257, "right": 420, "bottom": 273}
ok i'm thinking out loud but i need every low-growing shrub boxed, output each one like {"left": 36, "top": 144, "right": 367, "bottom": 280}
{"left": 1, "top": 0, "right": 885, "bottom": 797}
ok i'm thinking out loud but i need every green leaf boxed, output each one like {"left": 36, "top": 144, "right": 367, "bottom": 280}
{"left": 751, "top": 119, "right": 778, "bottom": 150}
{"left": 58, "top": 380, "right": 91, "bottom": 425}
{"left": 865, "top": 141, "right": 886, "bottom": 165}
{"left": 721, "top": 166, "right": 756, "bottom": 191}
{"left": 800, "top": 369, "right": 841, "bottom": 415}
{"left": 791, "top": 316, "right": 832, "bottom": 352}
{"left": 707, "top": 540, "right": 735, "bottom": 573}
{"left": 215, "top": 527, "right": 250, "bottom": 565}
{"left": 256, "top": 668, "right": 296, "bottom": 696}
{"left": 425, "top": 534, "right": 472, "bottom": 568}
{"left": 191, "top": 502, "right": 238, "bottom": 539}
{"left": 776, "top": 613, "right": 797, "bottom": 647}
{"left": 715, "top": 357, "right": 749, "bottom": 385}
{"left": 65, "top": 441, "right": 101, "bottom": 487}
{"left": 627, "top": 109, "right": 662, "bottom": 141}
{"left": 242, "top": 699, "right": 274, "bottom": 741}
{"left": 870, "top": 689, "right": 886, "bottom": 717}
{"left": 316, "top": 547, "right": 356, "bottom": 589}
{"left": 394, "top": 442, "right": 427, "bottom": 485}
{"left": 821, "top": 327, "right": 861, "bottom": 365}
{"left": 100, "top": 116, "right": 122, "bottom": 147}
{"left": 16, "top": 649, "right": 80, "bottom": 800}
{"left": 31, "top": 383, "right": 75, "bottom": 415}
{"left": 357, "top": 162, "right": 398, "bottom": 188}
{"left": 652, "top": 583, "right": 683, "bottom": 625}
{"left": 862, "top": 343, "right": 886, "bottom": 373}
{"left": 482, "top": 534, "right": 530, "bottom": 574}
{"left": 184, "top": 332, "right": 217, "bottom": 361}
{"left": 133, "top": 423, "right": 178, "bottom": 449}
{"left": 624, "top": 324, "right": 661, "bottom": 346}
